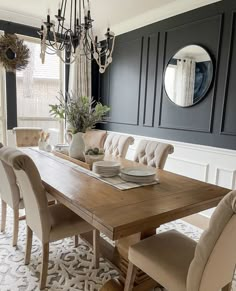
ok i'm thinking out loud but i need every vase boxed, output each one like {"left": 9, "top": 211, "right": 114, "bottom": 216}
{"left": 38, "top": 140, "right": 47, "bottom": 151}
{"left": 68, "top": 132, "right": 85, "bottom": 161}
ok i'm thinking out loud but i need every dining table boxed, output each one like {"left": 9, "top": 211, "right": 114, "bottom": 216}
{"left": 21, "top": 148, "right": 230, "bottom": 291}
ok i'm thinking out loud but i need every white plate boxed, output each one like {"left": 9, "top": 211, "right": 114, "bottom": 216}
{"left": 93, "top": 161, "right": 120, "bottom": 168}
{"left": 120, "top": 167, "right": 156, "bottom": 177}
{"left": 120, "top": 173, "right": 156, "bottom": 183}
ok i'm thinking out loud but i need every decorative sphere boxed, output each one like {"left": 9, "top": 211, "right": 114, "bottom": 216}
{"left": 108, "top": 57, "right": 112, "bottom": 63}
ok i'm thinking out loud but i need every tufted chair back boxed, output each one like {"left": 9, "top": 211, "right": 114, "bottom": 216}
{"left": 187, "top": 190, "right": 236, "bottom": 291}
{"left": 13, "top": 127, "right": 42, "bottom": 147}
{"left": 0, "top": 145, "right": 22, "bottom": 209}
{"left": 4, "top": 149, "right": 51, "bottom": 242}
{"left": 83, "top": 130, "right": 107, "bottom": 149}
{"left": 104, "top": 133, "right": 134, "bottom": 158}
{"left": 134, "top": 140, "right": 174, "bottom": 169}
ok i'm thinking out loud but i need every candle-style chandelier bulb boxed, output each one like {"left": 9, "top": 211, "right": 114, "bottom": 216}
{"left": 38, "top": 0, "right": 115, "bottom": 73}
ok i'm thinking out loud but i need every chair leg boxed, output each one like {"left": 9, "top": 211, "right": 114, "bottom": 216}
{"left": 12, "top": 209, "right": 19, "bottom": 246}
{"left": 93, "top": 229, "right": 100, "bottom": 268}
{"left": 74, "top": 235, "right": 79, "bottom": 247}
{"left": 25, "top": 226, "right": 33, "bottom": 265}
{"left": 222, "top": 282, "right": 232, "bottom": 291}
{"left": 124, "top": 262, "right": 137, "bottom": 291}
{"left": 1, "top": 200, "right": 6, "bottom": 232}
{"left": 100, "top": 279, "right": 123, "bottom": 291}
{"left": 40, "top": 243, "right": 49, "bottom": 290}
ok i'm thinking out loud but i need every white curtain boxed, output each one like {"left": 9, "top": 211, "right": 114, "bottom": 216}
{"left": 174, "top": 58, "right": 196, "bottom": 106}
{"left": 68, "top": 50, "right": 91, "bottom": 100}
{"left": 22, "top": 42, "right": 35, "bottom": 98}
{"left": 0, "top": 31, "right": 7, "bottom": 144}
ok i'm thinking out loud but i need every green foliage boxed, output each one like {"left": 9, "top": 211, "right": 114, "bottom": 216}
{"left": 49, "top": 92, "right": 110, "bottom": 133}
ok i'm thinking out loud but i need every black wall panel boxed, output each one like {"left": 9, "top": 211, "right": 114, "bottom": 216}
{"left": 141, "top": 34, "right": 159, "bottom": 127}
{"left": 159, "top": 15, "right": 222, "bottom": 132}
{"left": 107, "top": 37, "right": 143, "bottom": 125}
{"left": 98, "top": 0, "right": 236, "bottom": 150}
{"left": 221, "top": 11, "right": 236, "bottom": 136}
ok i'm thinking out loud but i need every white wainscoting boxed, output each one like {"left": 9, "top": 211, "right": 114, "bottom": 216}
{"left": 112, "top": 131, "right": 236, "bottom": 218}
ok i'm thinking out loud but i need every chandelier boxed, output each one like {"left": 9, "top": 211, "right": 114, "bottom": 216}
{"left": 39, "top": 0, "right": 115, "bottom": 73}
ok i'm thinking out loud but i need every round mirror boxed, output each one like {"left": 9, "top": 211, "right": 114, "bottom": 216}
{"left": 164, "top": 45, "right": 213, "bottom": 107}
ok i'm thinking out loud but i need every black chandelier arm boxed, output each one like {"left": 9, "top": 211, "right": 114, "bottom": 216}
{"left": 58, "top": 22, "right": 70, "bottom": 35}
{"left": 46, "top": 30, "right": 67, "bottom": 51}
{"left": 46, "top": 31, "right": 58, "bottom": 48}
{"left": 46, "top": 41, "right": 60, "bottom": 51}
{"left": 47, "top": 34, "right": 58, "bottom": 48}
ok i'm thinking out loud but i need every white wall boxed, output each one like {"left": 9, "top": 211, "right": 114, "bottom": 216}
{"left": 113, "top": 131, "right": 235, "bottom": 218}
{"left": 0, "top": 0, "right": 222, "bottom": 39}
{"left": 111, "top": 0, "right": 222, "bottom": 37}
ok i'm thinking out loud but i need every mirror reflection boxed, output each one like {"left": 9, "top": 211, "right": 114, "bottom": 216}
{"left": 164, "top": 45, "right": 213, "bottom": 107}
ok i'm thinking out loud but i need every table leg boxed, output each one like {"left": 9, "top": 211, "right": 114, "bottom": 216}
{"left": 81, "top": 228, "right": 159, "bottom": 291}
{"left": 115, "top": 229, "right": 158, "bottom": 290}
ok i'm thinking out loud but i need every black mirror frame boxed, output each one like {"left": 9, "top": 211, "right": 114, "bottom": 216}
{"left": 163, "top": 44, "right": 214, "bottom": 108}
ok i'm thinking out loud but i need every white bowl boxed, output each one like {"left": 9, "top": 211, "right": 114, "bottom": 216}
{"left": 84, "top": 154, "right": 104, "bottom": 165}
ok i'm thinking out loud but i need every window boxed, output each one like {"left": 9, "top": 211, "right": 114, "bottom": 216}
{"left": 16, "top": 36, "right": 64, "bottom": 145}
{"left": 0, "top": 31, "right": 6, "bottom": 144}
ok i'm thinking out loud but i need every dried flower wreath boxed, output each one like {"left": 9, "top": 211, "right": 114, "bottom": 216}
{"left": 0, "top": 34, "right": 30, "bottom": 72}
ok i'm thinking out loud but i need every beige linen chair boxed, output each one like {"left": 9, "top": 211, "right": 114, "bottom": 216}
{"left": 0, "top": 144, "right": 55, "bottom": 246}
{"left": 0, "top": 143, "right": 24, "bottom": 246}
{"left": 83, "top": 130, "right": 107, "bottom": 149}
{"left": 124, "top": 190, "right": 236, "bottom": 291}
{"left": 13, "top": 127, "right": 42, "bottom": 147}
{"left": 4, "top": 148, "right": 100, "bottom": 290}
{"left": 133, "top": 140, "right": 174, "bottom": 169}
{"left": 104, "top": 133, "right": 134, "bottom": 158}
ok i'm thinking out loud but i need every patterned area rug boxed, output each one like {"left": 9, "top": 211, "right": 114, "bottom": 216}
{"left": 0, "top": 204, "right": 235, "bottom": 291}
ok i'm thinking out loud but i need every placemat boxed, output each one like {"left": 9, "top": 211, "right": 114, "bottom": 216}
{"left": 32, "top": 148, "right": 159, "bottom": 190}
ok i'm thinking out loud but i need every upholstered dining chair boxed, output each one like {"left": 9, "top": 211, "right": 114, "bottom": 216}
{"left": 0, "top": 144, "right": 56, "bottom": 247}
{"left": 4, "top": 148, "right": 100, "bottom": 290}
{"left": 104, "top": 133, "right": 134, "bottom": 158}
{"left": 83, "top": 129, "right": 107, "bottom": 149}
{"left": 0, "top": 143, "right": 25, "bottom": 246}
{"left": 124, "top": 190, "right": 236, "bottom": 291}
{"left": 133, "top": 140, "right": 174, "bottom": 169}
{"left": 13, "top": 127, "right": 42, "bottom": 147}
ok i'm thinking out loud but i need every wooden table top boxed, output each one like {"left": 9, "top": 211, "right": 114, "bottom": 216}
{"left": 21, "top": 148, "right": 230, "bottom": 240}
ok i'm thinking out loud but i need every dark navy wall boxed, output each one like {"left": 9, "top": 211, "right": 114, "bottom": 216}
{"left": 97, "top": 0, "right": 236, "bottom": 150}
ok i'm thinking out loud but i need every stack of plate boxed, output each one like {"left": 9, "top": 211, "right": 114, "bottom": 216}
{"left": 93, "top": 161, "right": 121, "bottom": 177}
{"left": 120, "top": 167, "right": 156, "bottom": 183}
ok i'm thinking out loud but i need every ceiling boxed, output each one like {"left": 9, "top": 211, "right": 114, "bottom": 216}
{"left": 0, "top": 0, "right": 221, "bottom": 38}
